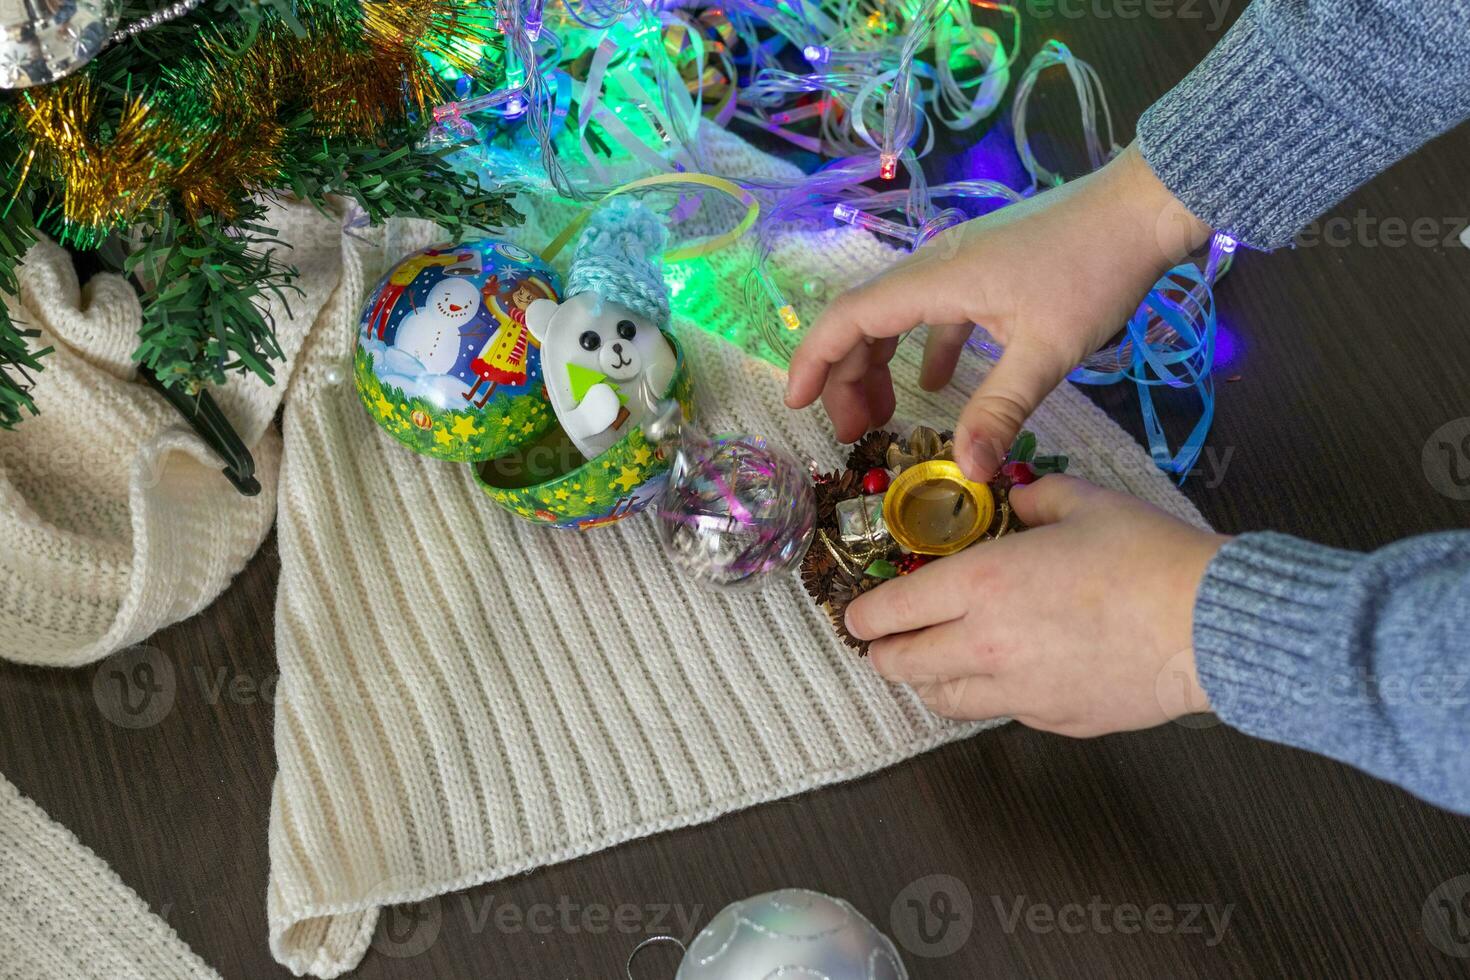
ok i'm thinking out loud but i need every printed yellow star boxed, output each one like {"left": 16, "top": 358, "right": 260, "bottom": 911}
{"left": 522, "top": 422, "right": 535, "bottom": 434}
{"left": 434, "top": 428, "right": 453, "bottom": 447}
{"left": 451, "top": 416, "right": 480, "bottom": 440}
{"left": 498, "top": 416, "right": 512, "bottom": 426}
{"left": 554, "top": 487, "right": 571, "bottom": 501}
{"left": 373, "top": 393, "right": 395, "bottom": 417}
{"left": 613, "top": 466, "right": 641, "bottom": 492}
{"left": 584, "top": 494, "right": 597, "bottom": 505}
{"left": 631, "top": 445, "right": 653, "bottom": 465}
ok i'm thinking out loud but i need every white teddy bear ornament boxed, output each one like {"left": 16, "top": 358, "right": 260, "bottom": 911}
{"left": 528, "top": 197, "right": 681, "bottom": 461}
{"left": 526, "top": 292, "right": 676, "bottom": 460}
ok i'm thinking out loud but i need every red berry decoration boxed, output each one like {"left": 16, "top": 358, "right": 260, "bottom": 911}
{"left": 862, "top": 467, "right": 891, "bottom": 494}
{"left": 1001, "top": 461, "right": 1037, "bottom": 486}
{"left": 896, "top": 553, "right": 931, "bottom": 575}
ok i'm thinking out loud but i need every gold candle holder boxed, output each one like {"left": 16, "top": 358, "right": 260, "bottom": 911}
{"left": 881, "top": 460, "right": 995, "bottom": 556}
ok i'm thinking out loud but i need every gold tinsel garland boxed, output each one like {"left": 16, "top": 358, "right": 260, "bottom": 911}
{"left": 11, "top": 0, "right": 498, "bottom": 242}
{"left": 16, "top": 79, "right": 169, "bottom": 236}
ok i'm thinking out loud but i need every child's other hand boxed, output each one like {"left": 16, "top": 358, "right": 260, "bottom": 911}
{"left": 848, "top": 475, "right": 1229, "bottom": 735}
{"left": 785, "top": 143, "right": 1212, "bottom": 482}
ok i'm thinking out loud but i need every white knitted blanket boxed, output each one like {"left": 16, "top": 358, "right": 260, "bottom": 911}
{"left": 0, "top": 772, "right": 219, "bottom": 979}
{"left": 0, "top": 127, "right": 1206, "bottom": 978}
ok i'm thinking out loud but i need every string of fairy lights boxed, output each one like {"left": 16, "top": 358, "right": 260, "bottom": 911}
{"left": 437, "top": 0, "right": 1229, "bottom": 476}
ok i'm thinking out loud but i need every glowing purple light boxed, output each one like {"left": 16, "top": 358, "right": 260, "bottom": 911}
{"left": 504, "top": 96, "right": 528, "bottom": 119}
{"left": 1213, "top": 321, "right": 1239, "bottom": 367}
{"left": 1214, "top": 232, "right": 1238, "bottom": 253}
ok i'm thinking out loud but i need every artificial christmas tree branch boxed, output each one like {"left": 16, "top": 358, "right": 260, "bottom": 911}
{"left": 0, "top": 149, "right": 43, "bottom": 429}
{"left": 0, "top": 0, "right": 521, "bottom": 429}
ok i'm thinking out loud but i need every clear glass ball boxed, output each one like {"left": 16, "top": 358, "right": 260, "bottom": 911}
{"left": 655, "top": 432, "right": 816, "bottom": 589}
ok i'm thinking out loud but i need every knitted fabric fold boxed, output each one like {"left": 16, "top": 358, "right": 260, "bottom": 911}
{"left": 0, "top": 201, "right": 344, "bottom": 668}
{"left": 0, "top": 771, "right": 220, "bottom": 979}
{"left": 265, "top": 126, "right": 1210, "bottom": 977}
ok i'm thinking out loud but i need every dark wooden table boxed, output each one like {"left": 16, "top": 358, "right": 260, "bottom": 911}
{"left": 5, "top": 6, "right": 1470, "bottom": 978}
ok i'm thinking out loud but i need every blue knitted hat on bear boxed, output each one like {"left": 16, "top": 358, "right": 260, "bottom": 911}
{"left": 565, "top": 197, "right": 671, "bottom": 332}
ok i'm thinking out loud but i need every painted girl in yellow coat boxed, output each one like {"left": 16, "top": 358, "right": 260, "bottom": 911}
{"left": 464, "top": 273, "right": 558, "bottom": 407}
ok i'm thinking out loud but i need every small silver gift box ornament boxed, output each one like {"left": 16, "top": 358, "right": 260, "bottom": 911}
{"left": 836, "top": 493, "right": 888, "bottom": 544}
{"left": 1, "top": 0, "right": 117, "bottom": 89}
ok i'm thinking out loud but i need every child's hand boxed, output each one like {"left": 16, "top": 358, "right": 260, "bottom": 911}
{"left": 785, "top": 143, "right": 1212, "bottom": 482}
{"left": 848, "top": 475, "right": 1229, "bottom": 735}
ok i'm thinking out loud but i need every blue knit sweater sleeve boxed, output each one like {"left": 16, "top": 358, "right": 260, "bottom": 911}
{"left": 1193, "top": 532, "right": 1470, "bottom": 814}
{"left": 1137, "top": 0, "right": 1470, "bottom": 249}
{"left": 1142, "top": 0, "right": 1470, "bottom": 809}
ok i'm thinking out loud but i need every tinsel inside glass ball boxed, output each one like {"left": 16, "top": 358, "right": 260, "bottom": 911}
{"left": 655, "top": 433, "right": 816, "bottom": 589}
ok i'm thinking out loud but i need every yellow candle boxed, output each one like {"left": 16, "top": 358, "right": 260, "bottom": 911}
{"left": 882, "top": 460, "right": 995, "bottom": 556}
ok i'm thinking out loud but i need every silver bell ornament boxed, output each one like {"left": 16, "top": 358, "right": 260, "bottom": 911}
{"left": 0, "top": 0, "right": 119, "bottom": 89}
{"left": 628, "top": 888, "right": 907, "bottom": 979}
{"left": 645, "top": 401, "right": 816, "bottom": 589}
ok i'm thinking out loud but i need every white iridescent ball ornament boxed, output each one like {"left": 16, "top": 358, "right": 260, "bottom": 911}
{"left": 645, "top": 402, "right": 816, "bottom": 589}
{"left": 673, "top": 889, "right": 907, "bottom": 979}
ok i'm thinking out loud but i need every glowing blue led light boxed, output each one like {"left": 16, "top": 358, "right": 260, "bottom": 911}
{"left": 1214, "top": 232, "right": 1238, "bottom": 253}
{"left": 803, "top": 44, "right": 830, "bottom": 64}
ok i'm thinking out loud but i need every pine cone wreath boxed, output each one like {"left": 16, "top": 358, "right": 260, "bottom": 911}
{"left": 812, "top": 467, "right": 861, "bottom": 528}
{"left": 845, "top": 431, "right": 895, "bottom": 472}
{"left": 800, "top": 543, "right": 840, "bottom": 603}
{"left": 801, "top": 427, "right": 1064, "bottom": 654}
{"left": 826, "top": 574, "right": 878, "bottom": 654}
{"left": 885, "top": 426, "right": 955, "bottom": 472}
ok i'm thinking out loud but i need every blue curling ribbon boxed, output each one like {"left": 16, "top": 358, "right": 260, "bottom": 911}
{"left": 1067, "top": 263, "right": 1217, "bottom": 480}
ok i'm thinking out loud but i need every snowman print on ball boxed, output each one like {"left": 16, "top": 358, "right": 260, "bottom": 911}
{"left": 526, "top": 292, "right": 675, "bottom": 460}
{"left": 394, "top": 278, "right": 481, "bottom": 375}
{"left": 363, "top": 247, "right": 479, "bottom": 340}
